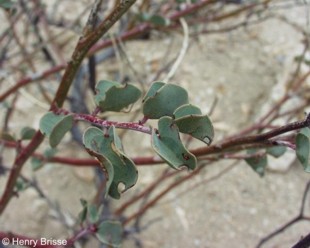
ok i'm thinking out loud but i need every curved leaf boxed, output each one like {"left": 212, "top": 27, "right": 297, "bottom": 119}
{"left": 83, "top": 128, "right": 115, "bottom": 198}
{"left": 151, "top": 116, "right": 196, "bottom": 170}
{"left": 173, "top": 104, "right": 214, "bottom": 145}
{"left": 95, "top": 80, "right": 141, "bottom": 112}
{"left": 49, "top": 115, "right": 73, "bottom": 147}
{"left": 143, "top": 82, "right": 189, "bottom": 119}
{"left": 83, "top": 127, "right": 138, "bottom": 199}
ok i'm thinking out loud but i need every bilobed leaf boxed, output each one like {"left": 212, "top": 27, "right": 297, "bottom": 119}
{"left": 296, "top": 128, "right": 310, "bottom": 172}
{"left": 152, "top": 116, "right": 197, "bottom": 170}
{"left": 96, "top": 220, "right": 122, "bottom": 247}
{"left": 95, "top": 80, "right": 141, "bottom": 112}
{"left": 83, "top": 128, "right": 114, "bottom": 197}
{"left": 143, "top": 82, "right": 189, "bottom": 119}
{"left": 173, "top": 104, "right": 214, "bottom": 145}
{"left": 267, "top": 146, "right": 287, "bottom": 158}
{"left": 39, "top": 112, "right": 73, "bottom": 148}
{"left": 20, "top": 127, "right": 36, "bottom": 140}
{"left": 245, "top": 149, "right": 267, "bottom": 177}
{"left": 83, "top": 127, "right": 138, "bottom": 199}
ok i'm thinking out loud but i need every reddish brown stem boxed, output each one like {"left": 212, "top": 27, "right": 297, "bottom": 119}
{"left": 0, "top": 0, "right": 137, "bottom": 215}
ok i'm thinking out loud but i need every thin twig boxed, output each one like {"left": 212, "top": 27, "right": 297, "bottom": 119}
{"left": 256, "top": 181, "right": 310, "bottom": 248}
{"left": 0, "top": 0, "right": 137, "bottom": 215}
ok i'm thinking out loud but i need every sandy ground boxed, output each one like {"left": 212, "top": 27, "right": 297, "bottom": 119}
{"left": 1, "top": 2, "right": 310, "bottom": 248}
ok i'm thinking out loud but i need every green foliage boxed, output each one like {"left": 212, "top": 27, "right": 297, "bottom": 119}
{"left": 83, "top": 127, "right": 138, "bottom": 199}
{"left": 152, "top": 116, "right": 197, "bottom": 170}
{"left": 31, "top": 157, "right": 44, "bottom": 171}
{"left": 296, "top": 127, "right": 310, "bottom": 172}
{"left": 139, "top": 13, "right": 170, "bottom": 26}
{"left": 142, "top": 82, "right": 189, "bottom": 119}
{"left": 0, "top": 0, "right": 14, "bottom": 9}
{"left": 266, "top": 146, "right": 287, "bottom": 158}
{"left": 39, "top": 112, "right": 73, "bottom": 148}
{"left": 20, "top": 127, "right": 36, "bottom": 140}
{"left": 77, "top": 199, "right": 103, "bottom": 224}
{"left": 96, "top": 220, "right": 123, "bottom": 248}
{"left": 14, "top": 177, "right": 28, "bottom": 192}
{"left": 78, "top": 199, "right": 88, "bottom": 223}
{"left": 173, "top": 104, "right": 214, "bottom": 145}
{"left": 30, "top": 148, "right": 57, "bottom": 171}
{"left": 245, "top": 149, "right": 267, "bottom": 177}
{"left": 95, "top": 80, "right": 141, "bottom": 112}
{"left": 38, "top": 81, "right": 215, "bottom": 199}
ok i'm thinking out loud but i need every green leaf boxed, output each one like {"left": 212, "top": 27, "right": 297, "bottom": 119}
{"left": 149, "top": 14, "right": 170, "bottom": 26}
{"left": 143, "top": 82, "right": 189, "bottom": 119}
{"left": 0, "top": 0, "right": 14, "bottom": 9}
{"left": 267, "top": 146, "right": 287, "bottom": 158}
{"left": 20, "top": 127, "right": 36, "bottom": 140}
{"left": 87, "top": 204, "right": 102, "bottom": 224}
{"left": 83, "top": 127, "right": 138, "bottom": 199}
{"left": 30, "top": 148, "right": 56, "bottom": 171}
{"left": 83, "top": 129, "right": 114, "bottom": 197}
{"left": 96, "top": 220, "right": 122, "bottom": 248}
{"left": 39, "top": 112, "right": 73, "bottom": 148}
{"left": 44, "top": 148, "right": 57, "bottom": 159}
{"left": 78, "top": 199, "right": 88, "bottom": 224}
{"left": 152, "top": 116, "right": 197, "bottom": 170}
{"left": 245, "top": 149, "right": 267, "bottom": 177}
{"left": 139, "top": 13, "right": 170, "bottom": 26}
{"left": 95, "top": 80, "right": 141, "bottom": 112}
{"left": 15, "top": 177, "right": 28, "bottom": 192}
{"left": 31, "top": 157, "right": 44, "bottom": 171}
{"left": 174, "top": 104, "right": 202, "bottom": 118}
{"left": 296, "top": 128, "right": 310, "bottom": 172}
{"left": 88, "top": 204, "right": 100, "bottom": 224}
{"left": 173, "top": 104, "right": 214, "bottom": 145}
